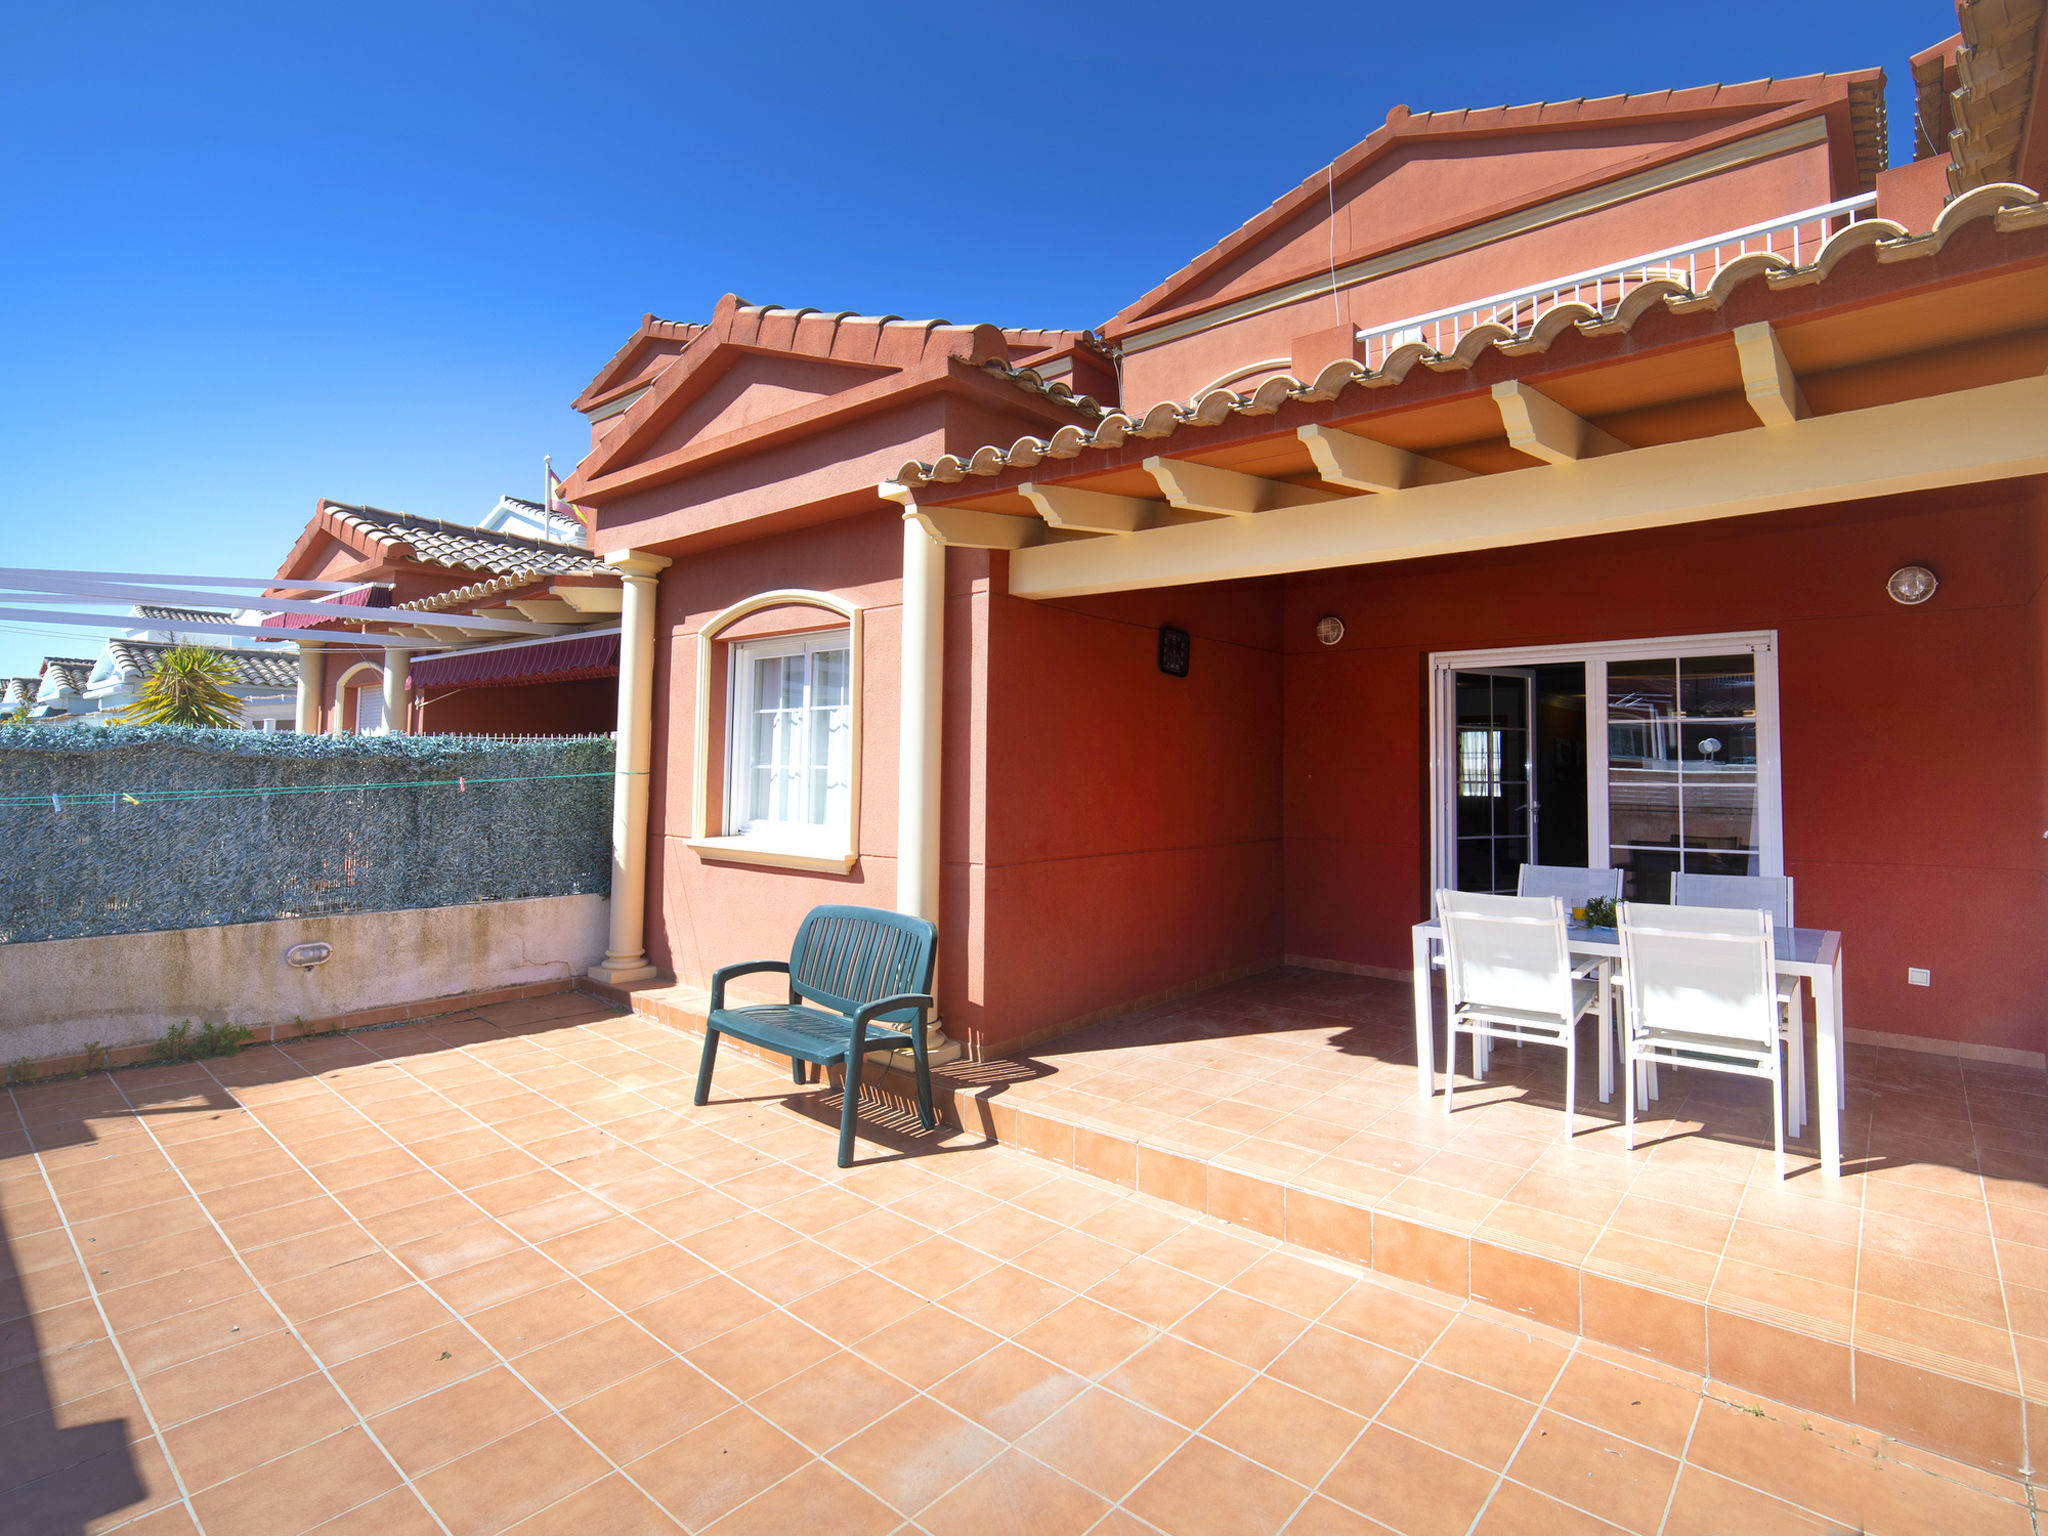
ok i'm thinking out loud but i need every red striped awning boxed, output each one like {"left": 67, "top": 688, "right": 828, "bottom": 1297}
{"left": 258, "top": 585, "right": 392, "bottom": 630}
{"left": 408, "top": 632, "right": 620, "bottom": 690}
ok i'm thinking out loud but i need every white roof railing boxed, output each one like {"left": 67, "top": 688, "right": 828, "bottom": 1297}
{"left": 1355, "top": 193, "right": 1879, "bottom": 370}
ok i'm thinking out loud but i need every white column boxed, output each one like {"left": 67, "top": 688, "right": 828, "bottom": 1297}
{"left": 588, "top": 551, "right": 672, "bottom": 985}
{"left": 294, "top": 640, "right": 324, "bottom": 735}
{"left": 896, "top": 514, "right": 945, "bottom": 923}
{"left": 381, "top": 647, "right": 414, "bottom": 736}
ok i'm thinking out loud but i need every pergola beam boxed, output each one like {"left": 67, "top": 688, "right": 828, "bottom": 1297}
{"left": 0, "top": 575, "right": 562, "bottom": 636}
{"left": 1018, "top": 482, "right": 1163, "bottom": 535}
{"left": 0, "top": 567, "right": 376, "bottom": 593}
{"left": 0, "top": 606, "right": 455, "bottom": 649}
{"left": 903, "top": 505, "right": 1046, "bottom": 549}
{"left": 1733, "top": 321, "right": 1809, "bottom": 428}
{"left": 1297, "top": 425, "right": 1476, "bottom": 491}
{"left": 1491, "top": 380, "right": 1629, "bottom": 463}
{"left": 1143, "top": 456, "right": 1344, "bottom": 516}
{"left": 1002, "top": 373, "right": 2048, "bottom": 598}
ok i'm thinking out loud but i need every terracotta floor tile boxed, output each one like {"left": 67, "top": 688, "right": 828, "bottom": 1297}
{"left": 533, "top": 1214, "right": 664, "bottom": 1276}
{"left": 297, "top": 1285, "right": 456, "bottom": 1367}
{"left": 1424, "top": 1311, "right": 1572, "bottom": 1399}
{"left": 1125, "top": 1435, "right": 1307, "bottom": 1536}
{"left": 938, "top": 1263, "right": 1075, "bottom": 1338}
{"left": 1201, "top": 1374, "right": 1368, "bottom": 1488}
{"left": 265, "top": 1253, "right": 411, "bottom": 1325}
{"left": 188, "top": 1427, "right": 402, "bottom": 1536}
{"left": 412, "top": 1416, "right": 611, "bottom": 1536}
{"left": 750, "top": 1349, "right": 913, "bottom": 1452}
{"left": 369, "top": 1365, "right": 549, "bottom": 1476}
{"left": 917, "top": 1447, "right": 1107, "bottom": 1535}
{"left": 1019, "top": 1386, "right": 1189, "bottom": 1500}
{"left": 1378, "top": 1363, "right": 1540, "bottom": 1471}
{"left": 1012, "top": 1295, "right": 1155, "bottom": 1381}
{"left": 692, "top": 1461, "right": 891, "bottom": 1536}
{"left": 162, "top": 1370, "right": 360, "bottom": 1492}
{"left": 469, "top": 1278, "right": 618, "bottom": 1359}
{"left": 625, "top": 1405, "right": 811, "bottom": 1530}
{"left": 686, "top": 1310, "right": 838, "bottom": 1400}
{"left": 781, "top": 1267, "right": 924, "bottom": 1343}
{"left": 96, "top": 1258, "right": 255, "bottom": 1335}
{"left": 723, "top": 1237, "right": 862, "bottom": 1306}
{"left": 1659, "top": 1466, "right": 1832, "bottom": 1535}
{"left": 1321, "top": 1424, "right": 1498, "bottom": 1536}
{"left": 563, "top": 1356, "right": 732, "bottom": 1463}
{"left": 1084, "top": 1255, "right": 1217, "bottom": 1331}
{"left": 1266, "top": 1324, "right": 1415, "bottom": 1419}
{"left": 1170, "top": 1289, "right": 1309, "bottom": 1370}
{"left": 498, "top": 1472, "right": 679, "bottom": 1535}
{"left": 428, "top": 1249, "right": 563, "bottom": 1313}
{"left": 513, "top": 1315, "right": 668, "bottom": 1407}
{"left": 237, "top": 1222, "right": 384, "bottom": 1287}
{"left": 1102, "top": 1335, "right": 1253, "bottom": 1428}
{"left": 115, "top": 1292, "right": 285, "bottom": 1378}
{"left": 1505, "top": 1408, "right": 1678, "bottom": 1531}
{"left": 1543, "top": 1350, "right": 1701, "bottom": 1458}
{"left": 930, "top": 1340, "right": 1089, "bottom": 1439}
{"left": 388, "top": 1219, "right": 527, "bottom": 1282}
{"left": 852, "top": 1304, "right": 1001, "bottom": 1389}
{"left": 580, "top": 1244, "right": 713, "bottom": 1312}
{"left": 327, "top": 1320, "right": 497, "bottom": 1417}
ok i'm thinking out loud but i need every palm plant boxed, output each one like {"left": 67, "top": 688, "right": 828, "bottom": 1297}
{"left": 115, "top": 646, "right": 244, "bottom": 728}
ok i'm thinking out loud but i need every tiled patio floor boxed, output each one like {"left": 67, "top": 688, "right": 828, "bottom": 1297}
{"left": 916, "top": 966, "right": 2048, "bottom": 1480}
{"left": 1, "top": 991, "right": 2040, "bottom": 1535}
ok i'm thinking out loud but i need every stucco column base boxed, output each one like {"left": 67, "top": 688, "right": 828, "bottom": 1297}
{"left": 586, "top": 958, "right": 659, "bottom": 985}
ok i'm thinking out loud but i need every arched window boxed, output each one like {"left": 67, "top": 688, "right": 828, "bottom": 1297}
{"left": 688, "top": 591, "right": 862, "bottom": 873}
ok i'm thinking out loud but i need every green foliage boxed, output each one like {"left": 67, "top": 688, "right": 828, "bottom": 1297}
{"left": 80, "top": 1041, "right": 108, "bottom": 1073}
{"left": 114, "top": 646, "right": 244, "bottom": 729}
{"left": 153, "top": 1020, "right": 254, "bottom": 1062}
{"left": 1583, "top": 895, "right": 1619, "bottom": 929}
{"left": 6, "top": 1057, "right": 33, "bottom": 1086}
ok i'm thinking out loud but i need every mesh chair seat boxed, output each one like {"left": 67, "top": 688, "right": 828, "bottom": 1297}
{"left": 1456, "top": 978, "right": 1602, "bottom": 1034}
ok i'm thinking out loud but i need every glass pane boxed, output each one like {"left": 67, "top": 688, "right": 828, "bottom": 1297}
{"left": 1680, "top": 654, "right": 1755, "bottom": 719}
{"left": 1457, "top": 839, "right": 1492, "bottom": 893}
{"left": 1686, "top": 848, "right": 1762, "bottom": 878}
{"left": 1681, "top": 721, "right": 1756, "bottom": 768}
{"left": 1681, "top": 777, "right": 1757, "bottom": 851}
{"left": 1609, "top": 769, "right": 1679, "bottom": 850}
{"left": 1608, "top": 659, "right": 1676, "bottom": 723}
{"left": 1455, "top": 675, "right": 1495, "bottom": 724}
{"left": 812, "top": 648, "right": 849, "bottom": 709}
{"left": 1611, "top": 845, "right": 1678, "bottom": 903}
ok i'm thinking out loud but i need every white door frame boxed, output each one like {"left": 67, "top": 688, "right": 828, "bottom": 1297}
{"left": 1427, "top": 630, "right": 1782, "bottom": 899}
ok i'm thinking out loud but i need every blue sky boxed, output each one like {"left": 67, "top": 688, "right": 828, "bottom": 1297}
{"left": 0, "top": 0, "right": 1948, "bottom": 677}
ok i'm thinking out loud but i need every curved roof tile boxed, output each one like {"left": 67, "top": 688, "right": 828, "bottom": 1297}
{"left": 889, "top": 185, "right": 2046, "bottom": 491}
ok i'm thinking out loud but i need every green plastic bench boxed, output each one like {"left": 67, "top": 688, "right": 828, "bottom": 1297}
{"left": 693, "top": 904, "right": 938, "bottom": 1167}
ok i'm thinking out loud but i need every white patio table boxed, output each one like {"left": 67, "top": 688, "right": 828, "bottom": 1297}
{"left": 1410, "top": 917, "right": 1848, "bottom": 1177}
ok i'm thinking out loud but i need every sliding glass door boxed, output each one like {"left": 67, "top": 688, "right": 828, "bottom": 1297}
{"left": 1430, "top": 633, "right": 1781, "bottom": 902}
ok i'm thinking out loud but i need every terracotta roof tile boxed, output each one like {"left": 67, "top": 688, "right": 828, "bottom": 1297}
{"left": 891, "top": 185, "right": 2046, "bottom": 492}
{"left": 39, "top": 658, "right": 96, "bottom": 692}
{"left": 132, "top": 603, "right": 234, "bottom": 625}
{"left": 106, "top": 639, "right": 299, "bottom": 690}
{"left": 317, "top": 504, "right": 608, "bottom": 579}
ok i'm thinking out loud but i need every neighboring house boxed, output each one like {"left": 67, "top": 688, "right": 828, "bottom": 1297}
{"left": 79, "top": 638, "right": 299, "bottom": 729}
{"left": 124, "top": 603, "right": 253, "bottom": 649}
{"left": 27, "top": 658, "right": 99, "bottom": 724}
{"left": 260, "top": 500, "right": 622, "bottom": 736}
{"left": 555, "top": 9, "right": 2048, "bottom": 1073}
{"left": 478, "top": 494, "right": 589, "bottom": 548}
{"left": 2, "top": 677, "right": 41, "bottom": 718}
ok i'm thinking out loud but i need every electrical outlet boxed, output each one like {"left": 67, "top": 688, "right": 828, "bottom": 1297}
{"left": 1907, "top": 968, "right": 1931, "bottom": 987}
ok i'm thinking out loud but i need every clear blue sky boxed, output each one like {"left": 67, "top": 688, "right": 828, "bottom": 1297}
{"left": 0, "top": 1, "right": 1947, "bottom": 677}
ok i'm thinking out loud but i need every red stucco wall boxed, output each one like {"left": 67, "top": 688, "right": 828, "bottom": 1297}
{"left": 975, "top": 579, "right": 1286, "bottom": 1050}
{"left": 1281, "top": 482, "right": 2048, "bottom": 1057}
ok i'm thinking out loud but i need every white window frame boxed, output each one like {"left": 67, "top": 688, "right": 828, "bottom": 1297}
{"left": 687, "top": 590, "right": 863, "bottom": 874}
{"left": 722, "top": 629, "right": 853, "bottom": 842}
{"left": 1427, "top": 630, "right": 1782, "bottom": 899}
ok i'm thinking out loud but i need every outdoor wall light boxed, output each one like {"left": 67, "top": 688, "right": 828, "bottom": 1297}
{"left": 1886, "top": 565, "right": 1938, "bottom": 605}
{"left": 285, "top": 942, "right": 332, "bottom": 972}
{"left": 1315, "top": 615, "right": 1345, "bottom": 646}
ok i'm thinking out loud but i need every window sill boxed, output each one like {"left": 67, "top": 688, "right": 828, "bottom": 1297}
{"left": 685, "top": 836, "right": 858, "bottom": 875}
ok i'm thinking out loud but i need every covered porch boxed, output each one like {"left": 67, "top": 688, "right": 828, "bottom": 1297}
{"left": 903, "top": 964, "right": 2048, "bottom": 1479}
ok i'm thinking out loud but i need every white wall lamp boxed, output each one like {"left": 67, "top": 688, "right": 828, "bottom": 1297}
{"left": 285, "top": 942, "right": 332, "bottom": 972}
{"left": 1886, "top": 565, "right": 1938, "bottom": 605}
{"left": 1315, "top": 615, "right": 1346, "bottom": 645}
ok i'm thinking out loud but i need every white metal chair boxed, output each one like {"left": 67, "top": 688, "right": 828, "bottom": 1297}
{"left": 1437, "top": 890, "right": 1612, "bottom": 1123}
{"left": 1517, "top": 864, "right": 1623, "bottom": 909}
{"left": 1619, "top": 902, "right": 1787, "bottom": 1178}
{"left": 1669, "top": 873, "right": 1805, "bottom": 1135}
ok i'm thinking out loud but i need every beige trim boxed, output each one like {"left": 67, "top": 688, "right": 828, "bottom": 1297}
{"left": 588, "top": 550, "right": 671, "bottom": 985}
{"left": 294, "top": 640, "right": 324, "bottom": 735}
{"left": 1733, "top": 321, "right": 1809, "bottom": 427}
{"left": 1006, "top": 373, "right": 2048, "bottom": 598}
{"left": 690, "top": 588, "right": 863, "bottom": 872}
{"left": 1020, "top": 482, "right": 1164, "bottom": 535}
{"left": 1846, "top": 1027, "right": 2046, "bottom": 1073}
{"left": 1492, "top": 380, "right": 1628, "bottom": 462}
{"left": 584, "top": 386, "right": 648, "bottom": 423}
{"left": 1145, "top": 456, "right": 1342, "bottom": 515}
{"left": 1298, "top": 424, "right": 1474, "bottom": 491}
{"left": 683, "top": 836, "right": 859, "bottom": 875}
{"left": 1120, "top": 117, "right": 1830, "bottom": 354}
